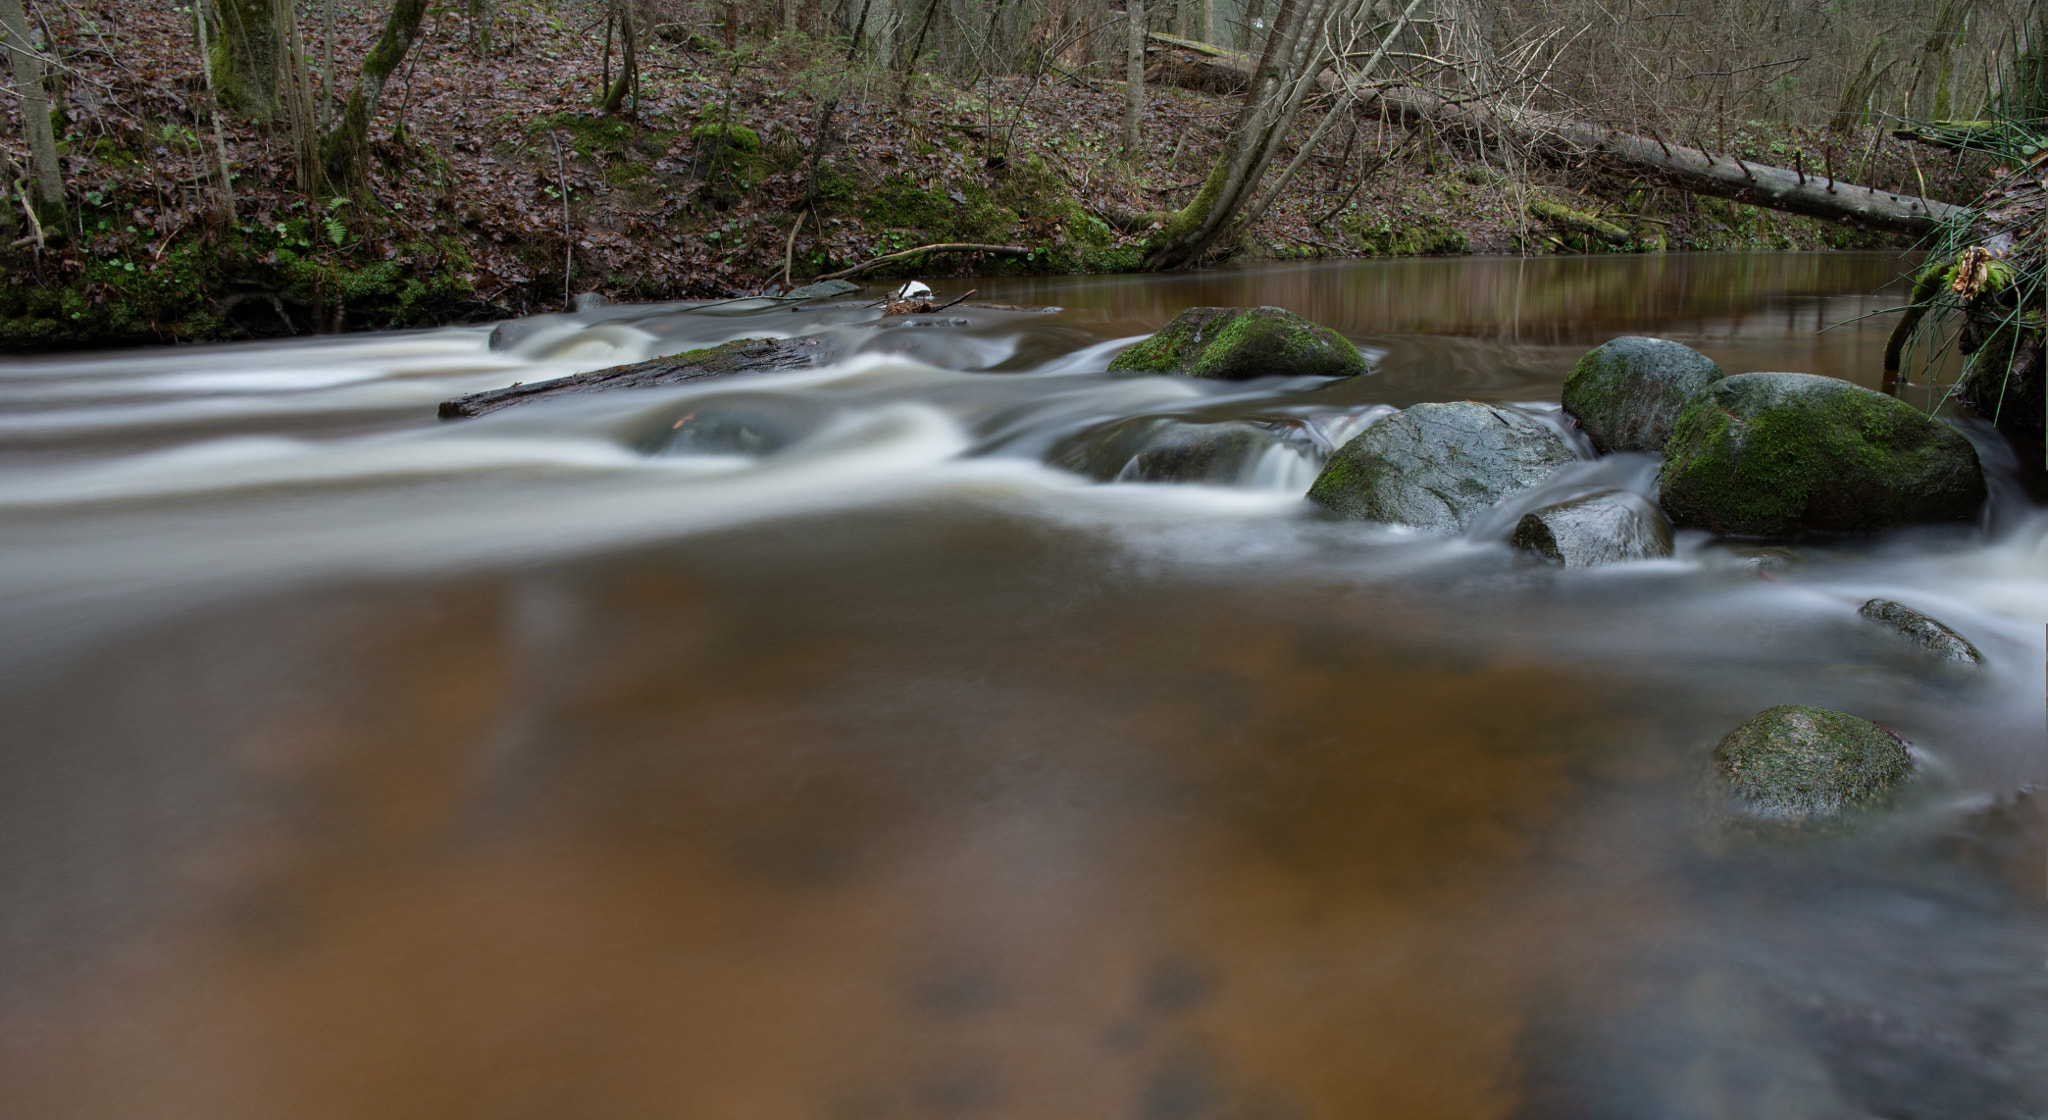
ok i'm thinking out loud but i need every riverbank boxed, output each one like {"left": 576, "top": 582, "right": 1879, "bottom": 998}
{"left": 2, "top": 2, "right": 1946, "bottom": 349}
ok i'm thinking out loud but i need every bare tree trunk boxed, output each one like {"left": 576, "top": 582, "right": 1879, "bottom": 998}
{"left": 213, "top": 0, "right": 284, "bottom": 120}
{"left": 470, "top": 0, "right": 492, "bottom": 59}
{"left": 320, "top": 0, "right": 429, "bottom": 188}
{"left": 192, "top": 0, "right": 236, "bottom": 219}
{"left": 1123, "top": 0, "right": 1144, "bottom": 157}
{"left": 0, "top": 0, "right": 61, "bottom": 210}
{"left": 600, "top": 0, "right": 637, "bottom": 115}
{"left": 321, "top": 0, "right": 335, "bottom": 127}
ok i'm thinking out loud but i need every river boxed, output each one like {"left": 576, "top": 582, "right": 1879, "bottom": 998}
{"left": 0, "top": 252, "right": 2042, "bottom": 1119}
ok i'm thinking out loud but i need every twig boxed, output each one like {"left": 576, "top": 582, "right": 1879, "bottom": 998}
{"left": 810, "top": 243, "right": 1029, "bottom": 282}
{"left": 551, "top": 131, "right": 571, "bottom": 306}
{"left": 779, "top": 207, "right": 807, "bottom": 290}
{"left": 931, "top": 288, "right": 977, "bottom": 312}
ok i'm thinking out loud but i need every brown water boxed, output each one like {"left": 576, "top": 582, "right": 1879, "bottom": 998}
{"left": 1, "top": 253, "right": 2043, "bottom": 1120}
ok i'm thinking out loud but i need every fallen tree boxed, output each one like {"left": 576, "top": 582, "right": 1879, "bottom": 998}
{"left": 1143, "top": 33, "right": 1957, "bottom": 238}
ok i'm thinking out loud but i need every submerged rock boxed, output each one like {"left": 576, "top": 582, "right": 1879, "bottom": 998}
{"left": 1659, "top": 372, "right": 1986, "bottom": 536}
{"left": 1057, "top": 418, "right": 1282, "bottom": 483}
{"left": 1511, "top": 490, "right": 1673, "bottom": 566}
{"left": 1306, "top": 402, "right": 1576, "bottom": 533}
{"left": 1858, "top": 598, "right": 1985, "bottom": 666}
{"left": 571, "top": 292, "right": 612, "bottom": 311}
{"left": 1714, "top": 704, "right": 1913, "bottom": 823}
{"left": 1561, "top": 336, "right": 1728, "bottom": 454}
{"left": 1107, "top": 306, "right": 1366, "bottom": 380}
{"left": 439, "top": 336, "right": 828, "bottom": 419}
{"left": 783, "top": 279, "right": 862, "bottom": 302}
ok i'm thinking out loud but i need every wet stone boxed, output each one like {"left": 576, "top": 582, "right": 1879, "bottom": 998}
{"left": 1562, "top": 335, "right": 1728, "bottom": 454}
{"left": 1659, "top": 372, "right": 1986, "bottom": 536}
{"left": 1511, "top": 490, "right": 1674, "bottom": 567}
{"left": 1714, "top": 704, "right": 1914, "bottom": 824}
{"left": 783, "top": 279, "right": 862, "bottom": 301}
{"left": 1306, "top": 402, "right": 1576, "bottom": 534}
{"left": 1055, "top": 418, "right": 1283, "bottom": 484}
{"left": 1859, "top": 598, "right": 1985, "bottom": 666}
{"left": 1107, "top": 306, "right": 1366, "bottom": 380}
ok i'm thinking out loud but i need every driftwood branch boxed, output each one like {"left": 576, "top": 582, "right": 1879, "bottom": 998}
{"left": 811, "top": 243, "right": 1029, "bottom": 282}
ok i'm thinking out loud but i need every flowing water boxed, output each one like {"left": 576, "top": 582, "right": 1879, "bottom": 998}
{"left": 1, "top": 253, "right": 2043, "bottom": 1119}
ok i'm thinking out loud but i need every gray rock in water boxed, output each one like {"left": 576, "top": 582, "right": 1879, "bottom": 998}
{"left": 571, "top": 292, "right": 612, "bottom": 311}
{"left": 784, "top": 279, "right": 862, "bottom": 302}
{"left": 1306, "top": 402, "right": 1577, "bottom": 533}
{"left": 1562, "top": 336, "right": 1728, "bottom": 453}
{"left": 1107, "top": 306, "right": 1366, "bottom": 380}
{"left": 1660, "top": 372, "right": 1986, "bottom": 536}
{"left": 1056, "top": 418, "right": 1280, "bottom": 483}
{"left": 1858, "top": 598, "right": 1984, "bottom": 666}
{"left": 487, "top": 316, "right": 554, "bottom": 351}
{"left": 1511, "top": 490, "right": 1674, "bottom": 566}
{"left": 1714, "top": 704, "right": 1913, "bottom": 823}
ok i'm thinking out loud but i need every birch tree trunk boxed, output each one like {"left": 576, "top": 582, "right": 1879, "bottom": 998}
{"left": 320, "top": 0, "right": 429, "bottom": 188}
{"left": 0, "top": 0, "right": 61, "bottom": 210}
{"left": 1123, "top": 0, "right": 1144, "bottom": 157}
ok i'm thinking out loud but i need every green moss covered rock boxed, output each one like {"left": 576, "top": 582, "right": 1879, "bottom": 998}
{"left": 1561, "top": 336, "right": 1728, "bottom": 454}
{"left": 1307, "top": 402, "right": 1576, "bottom": 533}
{"left": 1107, "top": 306, "right": 1365, "bottom": 380}
{"left": 1659, "top": 372, "right": 1985, "bottom": 536}
{"left": 1714, "top": 704, "right": 1913, "bottom": 823}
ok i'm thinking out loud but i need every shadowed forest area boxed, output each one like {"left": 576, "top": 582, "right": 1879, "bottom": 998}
{"left": 0, "top": 0, "right": 2038, "bottom": 345}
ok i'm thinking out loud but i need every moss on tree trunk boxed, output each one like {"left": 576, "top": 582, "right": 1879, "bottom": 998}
{"left": 213, "top": 0, "right": 284, "bottom": 121}
{"left": 320, "top": 0, "right": 429, "bottom": 189}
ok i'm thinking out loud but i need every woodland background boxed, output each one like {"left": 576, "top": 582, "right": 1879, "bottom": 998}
{"left": 0, "top": 0, "right": 2034, "bottom": 345}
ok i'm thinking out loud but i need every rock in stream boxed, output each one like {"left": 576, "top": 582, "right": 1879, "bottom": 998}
{"left": 1714, "top": 704, "right": 1914, "bottom": 824}
{"left": 1659, "top": 372, "right": 1986, "bottom": 536}
{"left": 1858, "top": 598, "right": 1985, "bottom": 666}
{"left": 1511, "top": 490, "right": 1673, "bottom": 566}
{"left": 1306, "top": 401, "right": 1576, "bottom": 533}
{"left": 1107, "top": 306, "right": 1366, "bottom": 380}
{"left": 1561, "top": 336, "right": 1728, "bottom": 454}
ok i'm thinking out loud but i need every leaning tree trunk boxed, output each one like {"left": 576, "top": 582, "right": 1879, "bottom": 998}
{"left": 213, "top": 0, "right": 284, "bottom": 121}
{"left": 1144, "top": 0, "right": 1354, "bottom": 269}
{"left": 599, "top": 0, "right": 637, "bottom": 115}
{"left": 0, "top": 0, "right": 61, "bottom": 212}
{"left": 320, "top": 0, "right": 428, "bottom": 189}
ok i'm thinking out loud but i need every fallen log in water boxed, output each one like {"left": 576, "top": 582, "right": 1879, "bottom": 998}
{"left": 1142, "top": 33, "right": 1956, "bottom": 236}
{"left": 439, "top": 336, "right": 828, "bottom": 420}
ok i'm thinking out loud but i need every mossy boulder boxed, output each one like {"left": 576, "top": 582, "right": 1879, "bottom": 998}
{"left": 1056, "top": 418, "right": 1280, "bottom": 483}
{"left": 1108, "top": 306, "right": 1365, "bottom": 380}
{"left": 1858, "top": 598, "right": 1985, "bottom": 666}
{"left": 1307, "top": 402, "right": 1577, "bottom": 534}
{"left": 1713, "top": 705, "right": 1913, "bottom": 823}
{"left": 1511, "top": 490, "right": 1674, "bottom": 566}
{"left": 1562, "top": 336, "right": 1728, "bottom": 454}
{"left": 1659, "top": 373, "right": 1986, "bottom": 536}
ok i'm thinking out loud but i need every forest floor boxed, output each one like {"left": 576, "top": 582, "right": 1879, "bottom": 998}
{"left": 0, "top": 0, "right": 1968, "bottom": 348}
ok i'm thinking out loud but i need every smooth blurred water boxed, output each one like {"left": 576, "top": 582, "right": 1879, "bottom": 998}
{"left": 0, "top": 253, "right": 2042, "bottom": 1120}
